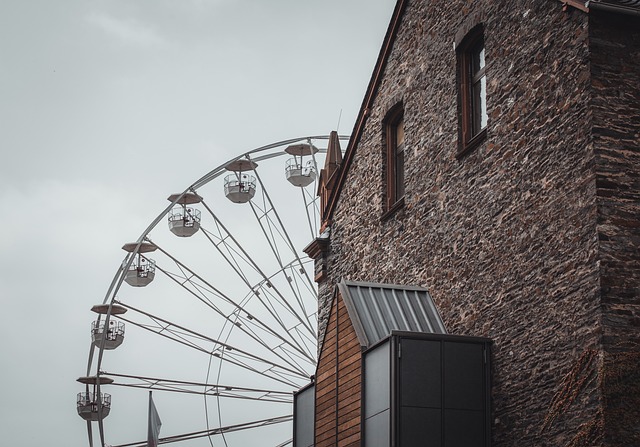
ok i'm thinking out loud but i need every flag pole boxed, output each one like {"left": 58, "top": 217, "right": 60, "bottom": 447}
{"left": 147, "top": 391, "right": 162, "bottom": 447}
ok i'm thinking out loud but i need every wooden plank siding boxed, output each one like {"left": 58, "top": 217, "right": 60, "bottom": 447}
{"left": 315, "top": 299, "right": 337, "bottom": 447}
{"left": 315, "top": 291, "right": 362, "bottom": 447}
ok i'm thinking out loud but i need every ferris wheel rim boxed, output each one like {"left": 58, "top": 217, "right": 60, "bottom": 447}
{"left": 83, "top": 134, "right": 346, "bottom": 447}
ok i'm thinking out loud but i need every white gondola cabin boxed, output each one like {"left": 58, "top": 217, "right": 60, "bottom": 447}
{"left": 224, "top": 159, "right": 257, "bottom": 203}
{"left": 90, "top": 304, "right": 127, "bottom": 350}
{"left": 76, "top": 376, "right": 114, "bottom": 421}
{"left": 122, "top": 242, "right": 157, "bottom": 286}
{"left": 285, "top": 142, "right": 318, "bottom": 187}
{"left": 92, "top": 320, "right": 125, "bottom": 350}
{"left": 167, "top": 192, "right": 202, "bottom": 237}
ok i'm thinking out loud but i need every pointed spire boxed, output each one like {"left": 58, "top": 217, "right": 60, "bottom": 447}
{"left": 318, "top": 131, "right": 343, "bottom": 230}
{"left": 323, "top": 130, "right": 342, "bottom": 185}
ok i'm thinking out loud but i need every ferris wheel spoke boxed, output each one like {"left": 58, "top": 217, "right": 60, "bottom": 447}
{"left": 196, "top": 200, "right": 316, "bottom": 341}
{"left": 145, "top": 246, "right": 316, "bottom": 363}
{"left": 200, "top": 225, "right": 258, "bottom": 286}
{"left": 307, "top": 144, "right": 322, "bottom": 235}
{"left": 148, "top": 234, "right": 313, "bottom": 349}
{"left": 243, "top": 209, "right": 314, "bottom": 336}
{"left": 300, "top": 187, "right": 316, "bottom": 240}
{"left": 247, "top": 198, "right": 312, "bottom": 309}
{"left": 101, "top": 372, "right": 293, "bottom": 403}
{"left": 97, "top": 402, "right": 106, "bottom": 447}
{"left": 269, "top": 338, "right": 314, "bottom": 376}
{"left": 301, "top": 184, "right": 322, "bottom": 237}
{"left": 116, "top": 311, "right": 309, "bottom": 383}
{"left": 110, "top": 415, "right": 293, "bottom": 447}
{"left": 86, "top": 421, "right": 94, "bottom": 447}
{"left": 289, "top": 319, "right": 318, "bottom": 352}
{"left": 284, "top": 261, "right": 318, "bottom": 320}
{"left": 248, "top": 200, "right": 287, "bottom": 265}
{"left": 248, "top": 165, "right": 316, "bottom": 330}
{"left": 114, "top": 302, "right": 310, "bottom": 383}
{"left": 227, "top": 307, "right": 313, "bottom": 369}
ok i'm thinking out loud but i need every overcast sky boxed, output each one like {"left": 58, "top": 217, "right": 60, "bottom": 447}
{"left": 0, "top": 1, "right": 395, "bottom": 446}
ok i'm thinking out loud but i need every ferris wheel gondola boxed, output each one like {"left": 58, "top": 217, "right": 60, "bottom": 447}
{"left": 78, "top": 134, "right": 347, "bottom": 447}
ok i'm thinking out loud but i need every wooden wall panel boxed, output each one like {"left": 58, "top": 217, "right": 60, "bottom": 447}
{"left": 314, "top": 292, "right": 363, "bottom": 447}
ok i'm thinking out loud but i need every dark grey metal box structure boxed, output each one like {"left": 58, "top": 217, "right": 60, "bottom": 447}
{"left": 293, "top": 382, "right": 315, "bottom": 447}
{"left": 363, "top": 331, "right": 492, "bottom": 447}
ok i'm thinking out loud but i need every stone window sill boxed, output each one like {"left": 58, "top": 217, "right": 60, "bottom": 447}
{"left": 381, "top": 197, "right": 405, "bottom": 221}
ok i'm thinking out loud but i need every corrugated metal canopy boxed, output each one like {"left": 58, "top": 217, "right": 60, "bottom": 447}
{"left": 338, "top": 280, "right": 446, "bottom": 348}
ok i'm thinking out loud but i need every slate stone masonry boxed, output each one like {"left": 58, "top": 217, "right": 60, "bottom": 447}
{"left": 314, "top": 1, "right": 639, "bottom": 446}
{"left": 590, "top": 10, "right": 640, "bottom": 446}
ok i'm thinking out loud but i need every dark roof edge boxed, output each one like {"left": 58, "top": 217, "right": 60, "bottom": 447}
{"left": 341, "top": 279, "right": 429, "bottom": 292}
{"left": 322, "top": 0, "right": 408, "bottom": 226}
{"left": 389, "top": 330, "right": 493, "bottom": 345}
{"left": 587, "top": 0, "right": 640, "bottom": 16}
{"left": 293, "top": 380, "right": 315, "bottom": 396}
{"left": 337, "top": 281, "right": 370, "bottom": 347}
{"left": 314, "top": 285, "right": 339, "bottom": 376}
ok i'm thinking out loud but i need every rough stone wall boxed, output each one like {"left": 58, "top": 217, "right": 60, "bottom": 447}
{"left": 320, "top": 1, "right": 607, "bottom": 446}
{"left": 589, "top": 11, "right": 640, "bottom": 446}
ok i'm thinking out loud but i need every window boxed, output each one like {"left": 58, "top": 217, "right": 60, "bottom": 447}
{"left": 458, "top": 26, "right": 487, "bottom": 155}
{"left": 293, "top": 383, "right": 315, "bottom": 447}
{"left": 384, "top": 105, "right": 405, "bottom": 212}
{"left": 363, "top": 340, "right": 390, "bottom": 447}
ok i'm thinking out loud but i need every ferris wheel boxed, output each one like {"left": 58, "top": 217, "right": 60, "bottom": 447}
{"left": 77, "top": 135, "right": 345, "bottom": 447}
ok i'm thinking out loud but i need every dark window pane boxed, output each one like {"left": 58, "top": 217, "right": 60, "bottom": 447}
{"left": 401, "top": 407, "right": 442, "bottom": 447}
{"left": 400, "top": 339, "right": 441, "bottom": 408}
{"left": 293, "top": 385, "right": 315, "bottom": 447}
{"left": 443, "top": 342, "right": 485, "bottom": 411}
{"left": 384, "top": 106, "right": 404, "bottom": 209}
{"left": 458, "top": 27, "right": 487, "bottom": 153}
{"left": 396, "top": 117, "right": 404, "bottom": 147}
{"left": 396, "top": 145, "right": 405, "bottom": 199}
{"left": 471, "top": 42, "right": 487, "bottom": 135}
{"left": 444, "top": 409, "right": 485, "bottom": 447}
{"left": 480, "top": 75, "right": 487, "bottom": 129}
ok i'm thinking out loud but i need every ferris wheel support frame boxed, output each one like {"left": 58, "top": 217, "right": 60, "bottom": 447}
{"left": 82, "top": 135, "right": 349, "bottom": 447}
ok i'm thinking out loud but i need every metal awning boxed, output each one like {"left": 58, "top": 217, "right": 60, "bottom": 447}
{"left": 586, "top": 0, "right": 640, "bottom": 15}
{"left": 338, "top": 280, "right": 446, "bottom": 348}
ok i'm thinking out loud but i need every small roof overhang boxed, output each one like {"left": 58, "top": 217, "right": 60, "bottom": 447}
{"left": 585, "top": 0, "right": 640, "bottom": 15}
{"left": 338, "top": 280, "right": 446, "bottom": 349}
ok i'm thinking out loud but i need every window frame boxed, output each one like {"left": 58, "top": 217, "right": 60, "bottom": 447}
{"left": 383, "top": 104, "right": 405, "bottom": 215}
{"left": 457, "top": 25, "right": 487, "bottom": 157}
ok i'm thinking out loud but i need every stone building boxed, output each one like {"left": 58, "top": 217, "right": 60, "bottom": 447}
{"left": 297, "top": 1, "right": 640, "bottom": 446}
